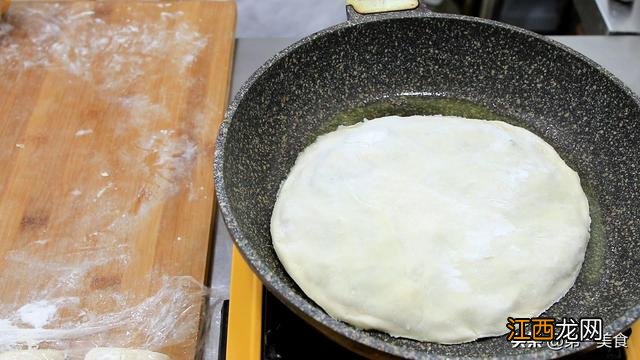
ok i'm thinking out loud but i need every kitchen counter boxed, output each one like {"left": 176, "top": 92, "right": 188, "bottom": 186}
{"left": 207, "top": 35, "right": 640, "bottom": 358}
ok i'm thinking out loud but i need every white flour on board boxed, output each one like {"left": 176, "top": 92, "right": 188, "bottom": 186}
{"left": 74, "top": 129, "right": 93, "bottom": 137}
{"left": 17, "top": 301, "right": 59, "bottom": 329}
{"left": 0, "top": 2, "right": 215, "bottom": 355}
{"left": 16, "top": 298, "right": 79, "bottom": 329}
{"left": 0, "top": 4, "right": 206, "bottom": 82}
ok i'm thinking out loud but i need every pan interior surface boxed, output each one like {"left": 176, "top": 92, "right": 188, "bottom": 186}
{"left": 218, "top": 14, "right": 640, "bottom": 359}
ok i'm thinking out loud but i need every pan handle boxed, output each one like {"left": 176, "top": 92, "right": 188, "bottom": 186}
{"left": 346, "top": 0, "right": 431, "bottom": 21}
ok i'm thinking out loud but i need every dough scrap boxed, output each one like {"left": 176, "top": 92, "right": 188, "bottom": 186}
{"left": 0, "top": 350, "right": 65, "bottom": 360}
{"left": 271, "top": 115, "right": 591, "bottom": 343}
{"left": 84, "top": 348, "right": 170, "bottom": 360}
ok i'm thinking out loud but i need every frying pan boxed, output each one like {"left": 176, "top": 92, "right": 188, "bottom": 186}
{"left": 214, "top": 1, "right": 640, "bottom": 358}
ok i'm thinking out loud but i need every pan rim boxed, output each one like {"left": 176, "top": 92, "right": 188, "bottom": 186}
{"left": 213, "top": 10, "right": 640, "bottom": 360}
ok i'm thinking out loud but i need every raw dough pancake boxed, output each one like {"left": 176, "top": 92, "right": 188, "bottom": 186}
{"left": 271, "top": 115, "right": 590, "bottom": 344}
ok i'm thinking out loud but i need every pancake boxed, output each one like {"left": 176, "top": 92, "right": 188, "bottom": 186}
{"left": 271, "top": 115, "right": 590, "bottom": 343}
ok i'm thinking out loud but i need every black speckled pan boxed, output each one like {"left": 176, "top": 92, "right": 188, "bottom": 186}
{"left": 214, "top": 4, "right": 640, "bottom": 359}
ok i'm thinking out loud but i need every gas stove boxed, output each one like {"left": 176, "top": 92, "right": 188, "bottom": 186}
{"left": 220, "top": 247, "right": 634, "bottom": 360}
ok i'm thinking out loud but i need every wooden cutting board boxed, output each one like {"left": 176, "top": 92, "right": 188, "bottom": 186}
{"left": 0, "top": 1, "right": 235, "bottom": 358}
